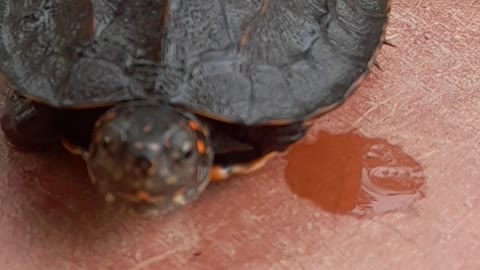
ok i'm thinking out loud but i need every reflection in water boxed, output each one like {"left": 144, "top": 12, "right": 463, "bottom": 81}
{"left": 285, "top": 131, "right": 426, "bottom": 217}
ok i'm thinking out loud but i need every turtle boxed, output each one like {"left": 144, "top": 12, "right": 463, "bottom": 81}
{"left": 0, "top": 0, "right": 391, "bottom": 215}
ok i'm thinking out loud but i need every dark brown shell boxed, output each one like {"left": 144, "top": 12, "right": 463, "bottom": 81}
{"left": 0, "top": 0, "right": 390, "bottom": 125}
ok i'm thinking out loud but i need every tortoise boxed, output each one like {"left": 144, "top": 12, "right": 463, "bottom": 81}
{"left": 0, "top": 0, "right": 391, "bottom": 214}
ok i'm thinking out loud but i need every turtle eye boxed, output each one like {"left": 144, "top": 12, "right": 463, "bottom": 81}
{"left": 166, "top": 124, "right": 197, "bottom": 163}
{"left": 101, "top": 136, "right": 112, "bottom": 150}
{"left": 180, "top": 143, "right": 193, "bottom": 159}
{"left": 135, "top": 156, "right": 154, "bottom": 172}
{"left": 101, "top": 137, "right": 109, "bottom": 148}
{"left": 171, "top": 141, "right": 193, "bottom": 163}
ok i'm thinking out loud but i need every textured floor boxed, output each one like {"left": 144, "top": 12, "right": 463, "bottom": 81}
{"left": 0, "top": 0, "right": 479, "bottom": 269}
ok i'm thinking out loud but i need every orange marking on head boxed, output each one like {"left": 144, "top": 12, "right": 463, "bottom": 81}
{"left": 136, "top": 191, "right": 151, "bottom": 201}
{"left": 196, "top": 140, "right": 206, "bottom": 154}
{"left": 188, "top": 120, "right": 202, "bottom": 132}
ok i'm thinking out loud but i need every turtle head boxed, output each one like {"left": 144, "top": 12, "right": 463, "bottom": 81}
{"left": 86, "top": 101, "right": 213, "bottom": 215}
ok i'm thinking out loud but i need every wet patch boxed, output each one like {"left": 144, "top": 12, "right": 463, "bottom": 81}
{"left": 285, "top": 130, "right": 426, "bottom": 217}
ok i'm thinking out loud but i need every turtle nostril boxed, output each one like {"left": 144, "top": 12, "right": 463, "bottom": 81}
{"left": 136, "top": 156, "right": 152, "bottom": 170}
{"left": 135, "top": 156, "right": 157, "bottom": 175}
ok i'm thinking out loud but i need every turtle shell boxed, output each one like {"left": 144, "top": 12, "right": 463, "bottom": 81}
{"left": 0, "top": 0, "right": 390, "bottom": 125}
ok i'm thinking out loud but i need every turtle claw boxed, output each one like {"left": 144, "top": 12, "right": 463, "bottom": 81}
{"left": 209, "top": 152, "right": 277, "bottom": 182}
{"left": 1, "top": 93, "right": 59, "bottom": 151}
{"left": 61, "top": 138, "right": 89, "bottom": 159}
{"left": 383, "top": 39, "right": 396, "bottom": 47}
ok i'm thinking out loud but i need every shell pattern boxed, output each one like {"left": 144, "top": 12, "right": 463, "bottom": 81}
{"left": 0, "top": 0, "right": 390, "bottom": 124}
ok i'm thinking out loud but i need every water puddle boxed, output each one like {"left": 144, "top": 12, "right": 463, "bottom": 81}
{"left": 285, "top": 131, "right": 426, "bottom": 217}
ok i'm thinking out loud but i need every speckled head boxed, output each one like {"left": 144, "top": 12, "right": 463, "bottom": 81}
{"left": 86, "top": 101, "right": 214, "bottom": 215}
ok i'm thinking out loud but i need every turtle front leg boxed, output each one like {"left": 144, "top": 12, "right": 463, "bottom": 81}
{"left": 209, "top": 122, "right": 310, "bottom": 182}
{"left": 210, "top": 152, "right": 277, "bottom": 182}
{"left": 1, "top": 93, "right": 59, "bottom": 151}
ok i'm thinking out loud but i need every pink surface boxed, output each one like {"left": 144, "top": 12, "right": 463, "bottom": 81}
{"left": 1, "top": 0, "right": 479, "bottom": 269}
